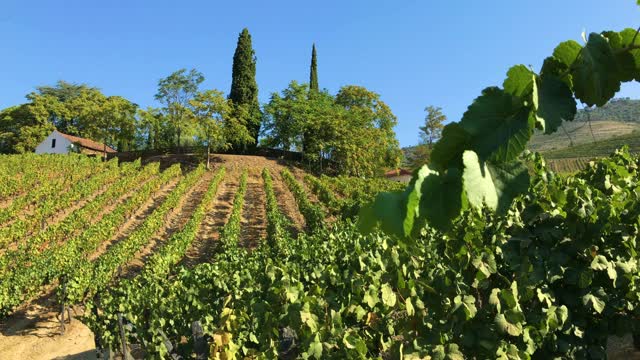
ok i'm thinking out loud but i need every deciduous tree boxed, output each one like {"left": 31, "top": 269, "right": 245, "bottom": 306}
{"left": 190, "top": 90, "right": 253, "bottom": 168}
{"left": 155, "top": 69, "right": 204, "bottom": 148}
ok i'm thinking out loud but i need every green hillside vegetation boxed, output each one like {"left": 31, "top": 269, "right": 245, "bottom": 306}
{"left": 544, "top": 130, "right": 640, "bottom": 159}
{"left": 529, "top": 98, "right": 640, "bottom": 152}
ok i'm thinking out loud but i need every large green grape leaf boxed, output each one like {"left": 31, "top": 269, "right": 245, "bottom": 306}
{"left": 462, "top": 150, "right": 498, "bottom": 211}
{"left": 572, "top": 33, "right": 621, "bottom": 107}
{"left": 503, "top": 65, "right": 535, "bottom": 99}
{"left": 403, "top": 165, "right": 431, "bottom": 236}
{"left": 536, "top": 74, "right": 577, "bottom": 134}
{"left": 462, "top": 151, "right": 529, "bottom": 214}
{"left": 601, "top": 31, "right": 636, "bottom": 82}
{"left": 418, "top": 166, "right": 467, "bottom": 231}
{"left": 459, "top": 87, "right": 535, "bottom": 163}
{"left": 541, "top": 56, "right": 574, "bottom": 89}
{"left": 614, "top": 28, "right": 640, "bottom": 82}
{"left": 429, "top": 123, "right": 471, "bottom": 170}
{"left": 358, "top": 190, "right": 407, "bottom": 238}
{"left": 359, "top": 164, "right": 468, "bottom": 239}
{"left": 487, "top": 159, "right": 530, "bottom": 213}
{"left": 553, "top": 40, "right": 582, "bottom": 68}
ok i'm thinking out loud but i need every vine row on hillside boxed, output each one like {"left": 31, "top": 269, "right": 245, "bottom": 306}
{"left": 0, "top": 163, "right": 180, "bottom": 317}
{"left": 64, "top": 165, "right": 206, "bottom": 303}
{"left": 218, "top": 169, "right": 248, "bottom": 255}
{"left": 0, "top": 159, "right": 127, "bottom": 248}
{"left": 263, "top": 168, "right": 291, "bottom": 249}
{"left": 0, "top": 154, "right": 100, "bottom": 202}
{"left": 281, "top": 169, "right": 324, "bottom": 231}
{"left": 0, "top": 156, "right": 114, "bottom": 227}
{"left": 0, "top": 160, "right": 154, "bottom": 277}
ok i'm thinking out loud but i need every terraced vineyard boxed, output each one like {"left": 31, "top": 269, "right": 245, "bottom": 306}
{"left": 0, "top": 153, "right": 402, "bottom": 359}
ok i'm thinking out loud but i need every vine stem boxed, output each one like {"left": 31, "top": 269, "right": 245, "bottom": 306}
{"left": 630, "top": 26, "right": 640, "bottom": 48}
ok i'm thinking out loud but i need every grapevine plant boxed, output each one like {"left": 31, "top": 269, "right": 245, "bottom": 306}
{"left": 361, "top": 27, "right": 640, "bottom": 237}
{"left": 84, "top": 150, "right": 640, "bottom": 359}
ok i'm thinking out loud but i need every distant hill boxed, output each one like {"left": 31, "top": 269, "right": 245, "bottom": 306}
{"left": 401, "top": 98, "right": 640, "bottom": 173}
{"left": 529, "top": 98, "right": 640, "bottom": 152}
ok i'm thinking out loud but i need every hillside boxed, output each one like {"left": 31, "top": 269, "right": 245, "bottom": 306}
{"left": 0, "top": 153, "right": 403, "bottom": 359}
{"left": 529, "top": 98, "right": 640, "bottom": 152}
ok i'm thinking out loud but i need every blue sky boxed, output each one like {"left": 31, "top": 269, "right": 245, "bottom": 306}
{"left": 1, "top": 0, "right": 639, "bottom": 147}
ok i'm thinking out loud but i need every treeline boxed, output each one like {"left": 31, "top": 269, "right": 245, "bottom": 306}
{"left": 0, "top": 29, "right": 401, "bottom": 177}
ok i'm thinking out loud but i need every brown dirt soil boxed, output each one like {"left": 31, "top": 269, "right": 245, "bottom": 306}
{"left": 272, "top": 172, "right": 305, "bottom": 234}
{"left": 118, "top": 169, "right": 215, "bottom": 277}
{"left": 88, "top": 177, "right": 180, "bottom": 261}
{"left": 180, "top": 167, "right": 240, "bottom": 267}
{"left": 211, "top": 154, "right": 307, "bottom": 234}
{"left": 240, "top": 168, "right": 267, "bottom": 249}
{"left": 0, "top": 300, "right": 95, "bottom": 360}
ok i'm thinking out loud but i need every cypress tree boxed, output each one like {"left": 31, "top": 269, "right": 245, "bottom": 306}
{"left": 229, "top": 28, "right": 261, "bottom": 152}
{"left": 303, "top": 44, "right": 319, "bottom": 157}
{"left": 310, "top": 44, "right": 319, "bottom": 93}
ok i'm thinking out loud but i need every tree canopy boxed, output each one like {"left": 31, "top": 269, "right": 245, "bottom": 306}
{"left": 262, "top": 82, "right": 401, "bottom": 177}
{"left": 229, "top": 28, "right": 261, "bottom": 151}
{"left": 155, "top": 69, "right": 204, "bottom": 148}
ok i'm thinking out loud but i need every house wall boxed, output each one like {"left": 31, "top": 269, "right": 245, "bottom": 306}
{"left": 34, "top": 131, "right": 74, "bottom": 154}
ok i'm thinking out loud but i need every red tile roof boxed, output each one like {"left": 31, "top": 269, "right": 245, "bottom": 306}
{"left": 385, "top": 168, "right": 412, "bottom": 177}
{"left": 57, "top": 131, "right": 116, "bottom": 153}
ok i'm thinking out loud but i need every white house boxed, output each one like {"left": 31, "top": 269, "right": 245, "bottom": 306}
{"left": 35, "top": 130, "right": 116, "bottom": 156}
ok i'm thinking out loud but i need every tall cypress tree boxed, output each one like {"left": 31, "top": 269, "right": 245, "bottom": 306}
{"left": 310, "top": 44, "right": 319, "bottom": 93}
{"left": 303, "top": 43, "right": 319, "bottom": 157}
{"left": 229, "top": 28, "right": 261, "bottom": 152}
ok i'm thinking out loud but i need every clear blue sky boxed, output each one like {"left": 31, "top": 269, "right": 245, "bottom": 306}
{"left": 1, "top": 0, "right": 639, "bottom": 147}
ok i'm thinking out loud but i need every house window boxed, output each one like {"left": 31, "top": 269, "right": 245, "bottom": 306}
{"left": 51, "top": 139, "right": 56, "bottom": 148}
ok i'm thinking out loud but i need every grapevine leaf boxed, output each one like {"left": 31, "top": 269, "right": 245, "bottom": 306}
{"left": 495, "top": 311, "right": 524, "bottom": 336}
{"left": 364, "top": 285, "right": 379, "bottom": 309}
{"left": 486, "top": 159, "right": 530, "bottom": 213}
{"left": 489, "top": 289, "right": 501, "bottom": 313}
{"left": 541, "top": 56, "right": 574, "bottom": 89}
{"left": 381, "top": 283, "right": 397, "bottom": 307}
{"left": 503, "top": 65, "right": 536, "bottom": 99}
{"left": 459, "top": 87, "right": 534, "bottom": 163}
{"left": 419, "top": 167, "right": 467, "bottom": 231}
{"left": 308, "top": 334, "right": 323, "bottom": 359}
{"left": 536, "top": 74, "right": 577, "bottom": 134}
{"left": 590, "top": 255, "right": 609, "bottom": 271}
{"left": 403, "top": 166, "right": 432, "bottom": 237}
{"left": 452, "top": 295, "right": 477, "bottom": 319}
{"left": 615, "top": 28, "right": 640, "bottom": 82}
{"left": 405, "top": 297, "right": 415, "bottom": 316}
{"left": 359, "top": 166, "right": 430, "bottom": 239}
{"left": 582, "top": 293, "right": 606, "bottom": 313}
{"left": 358, "top": 191, "right": 406, "bottom": 238}
{"left": 572, "top": 33, "right": 620, "bottom": 107}
{"left": 462, "top": 150, "right": 498, "bottom": 211}
{"left": 553, "top": 40, "right": 582, "bottom": 68}
{"left": 430, "top": 123, "right": 471, "bottom": 170}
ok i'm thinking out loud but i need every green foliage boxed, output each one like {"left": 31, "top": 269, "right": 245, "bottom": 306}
{"left": 310, "top": 44, "right": 319, "bottom": 93}
{"left": 281, "top": 168, "right": 324, "bottom": 231}
{"left": 262, "top": 82, "right": 401, "bottom": 176}
{"left": 64, "top": 164, "right": 204, "bottom": 303}
{"left": 0, "top": 82, "right": 138, "bottom": 153}
{"left": 229, "top": 28, "right": 261, "bottom": 151}
{"left": 420, "top": 105, "right": 446, "bottom": 145}
{"left": 79, "top": 149, "right": 640, "bottom": 359}
{"left": 263, "top": 168, "right": 291, "bottom": 249}
{"left": 190, "top": 90, "right": 253, "bottom": 167}
{"left": 155, "top": 68, "right": 205, "bottom": 148}
{"left": 363, "top": 26, "right": 640, "bottom": 239}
